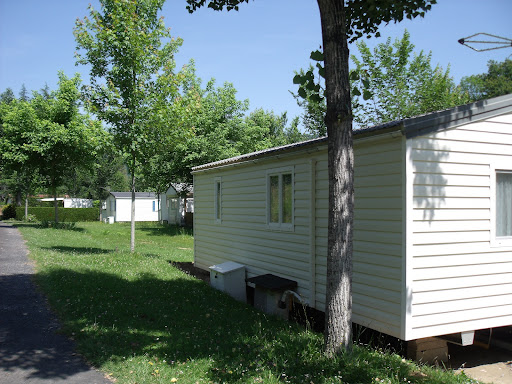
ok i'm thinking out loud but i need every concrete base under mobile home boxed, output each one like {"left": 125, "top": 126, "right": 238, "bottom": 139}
{"left": 407, "top": 337, "right": 449, "bottom": 364}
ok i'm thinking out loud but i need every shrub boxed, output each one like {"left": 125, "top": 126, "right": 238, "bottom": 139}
{"left": 2, "top": 204, "right": 17, "bottom": 220}
{"left": 15, "top": 207, "right": 98, "bottom": 222}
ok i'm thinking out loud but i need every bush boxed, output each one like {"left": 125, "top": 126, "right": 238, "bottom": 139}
{"left": 1, "top": 204, "right": 17, "bottom": 220}
{"left": 39, "top": 220, "right": 77, "bottom": 230}
{"left": 15, "top": 207, "right": 98, "bottom": 222}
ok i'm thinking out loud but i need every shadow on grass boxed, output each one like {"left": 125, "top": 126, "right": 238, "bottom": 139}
{"left": 42, "top": 246, "right": 112, "bottom": 255}
{"left": 29, "top": 268, "right": 421, "bottom": 384}
{"left": 137, "top": 224, "right": 192, "bottom": 237}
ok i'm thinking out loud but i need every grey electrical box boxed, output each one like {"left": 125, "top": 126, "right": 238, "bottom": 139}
{"left": 209, "top": 261, "right": 246, "bottom": 303}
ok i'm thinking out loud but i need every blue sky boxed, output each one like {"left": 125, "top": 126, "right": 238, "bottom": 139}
{"left": 1, "top": 0, "right": 511, "bottom": 123}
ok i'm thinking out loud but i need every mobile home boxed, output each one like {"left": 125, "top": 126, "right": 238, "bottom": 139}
{"left": 103, "top": 192, "right": 159, "bottom": 222}
{"left": 192, "top": 94, "right": 512, "bottom": 343}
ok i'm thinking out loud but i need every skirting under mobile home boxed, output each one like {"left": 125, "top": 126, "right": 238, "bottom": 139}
{"left": 192, "top": 94, "right": 512, "bottom": 342}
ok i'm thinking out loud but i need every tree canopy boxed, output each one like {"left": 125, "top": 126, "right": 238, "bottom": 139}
{"left": 460, "top": 58, "right": 512, "bottom": 101}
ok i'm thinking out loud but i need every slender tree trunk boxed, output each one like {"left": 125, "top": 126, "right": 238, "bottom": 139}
{"left": 25, "top": 196, "right": 28, "bottom": 220}
{"left": 53, "top": 183, "right": 59, "bottom": 223}
{"left": 318, "top": 0, "right": 354, "bottom": 355}
{"left": 130, "top": 152, "right": 136, "bottom": 253}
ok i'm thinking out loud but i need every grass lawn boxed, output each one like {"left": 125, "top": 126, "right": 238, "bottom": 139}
{"left": 15, "top": 221, "right": 479, "bottom": 384}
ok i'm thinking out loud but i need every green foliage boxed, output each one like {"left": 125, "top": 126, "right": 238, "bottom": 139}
{"left": 15, "top": 207, "right": 98, "bottom": 222}
{"left": 351, "top": 30, "right": 470, "bottom": 127}
{"left": 74, "top": 0, "right": 188, "bottom": 178}
{"left": 460, "top": 59, "right": 512, "bottom": 101}
{"left": 0, "top": 75, "right": 105, "bottom": 223}
{"left": 294, "top": 31, "right": 471, "bottom": 132}
{"left": 1, "top": 204, "right": 17, "bottom": 220}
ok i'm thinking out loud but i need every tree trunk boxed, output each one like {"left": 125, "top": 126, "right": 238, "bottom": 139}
{"left": 25, "top": 196, "right": 28, "bottom": 220}
{"left": 53, "top": 184, "right": 59, "bottom": 223}
{"left": 318, "top": 0, "right": 354, "bottom": 355}
{"left": 130, "top": 152, "right": 136, "bottom": 253}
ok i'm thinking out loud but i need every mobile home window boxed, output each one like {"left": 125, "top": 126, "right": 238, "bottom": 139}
{"left": 496, "top": 171, "right": 512, "bottom": 238}
{"left": 214, "top": 177, "right": 222, "bottom": 223}
{"left": 267, "top": 167, "right": 293, "bottom": 230}
{"left": 152, "top": 201, "right": 157, "bottom": 212}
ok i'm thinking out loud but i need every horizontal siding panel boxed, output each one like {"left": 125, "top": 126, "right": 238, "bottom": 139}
{"left": 412, "top": 242, "right": 494, "bottom": 257}
{"left": 413, "top": 273, "right": 512, "bottom": 292}
{"left": 413, "top": 251, "right": 512, "bottom": 268}
{"left": 411, "top": 304, "right": 512, "bottom": 328}
{"left": 413, "top": 185, "right": 490, "bottom": 198}
{"left": 353, "top": 304, "right": 402, "bottom": 331}
{"left": 356, "top": 185, "right": 402, "bottom": 198}
{"left": 412, "top": 209, "right": 489, "bottom": 221}
{"left": 412, "top": 137, "right": 512, "bottom": 156}
{"left": 412, "top": 283, "right": 512, "bottom": 304}
{"left": 413, "top": 262, "right": 512, "bottom": 280}
{"left": 195, "top": 243, "right": 310, "bottom": 280}
{"left": 411, "top": 149, "right": 511, "bottom": 165}
{"left": 412, "top": 294, "right": 512, "bottom": 316}
{"left": 353, "top": 314, "right": 401, "bottom": 339}
{"left": 413, "top": 197, "right": 490, "bottom": 209}
{"left": 354, "top": 219, "right": 402, "bottom": 233}
{"left": 355, "top": 150, "right": 402, "bottom": 166}
{"left": 353, "top": 293, "right": 401, "bottom": 316}
{"left": 413, "top": 162, "right": 490, "bottom": 176}
{"left": 412, "top": 230, "right": 490, "bottom": 245}
{"left": 413, "top": 220, "right": 490, "bottom": 232}
{"left": 355, "top": 162, "right": 402, "bottom": 177}
{"left": 354, "top": 262, "right": 401, "bottom": 280}
{"left": 354, "top": 230, "right": 402, "bottom": 245}
{"left": 354, "top": 283, "right": 402, "bottom": 304}
{"left": 413, "top": 174, "right": 489, "bottom": 187}
{"left": 355, "top": 240, "right": 402, "bottom": 257}
{"left": 409, "top": 315, "right": 512, "bottom": 340}
{"left": 355, "top": 174, "right": 402, "bottom": 187}
{"left": 355, "top": 209, "right": 403, "bottom": 221}
{"left": 356, "top": 197, "right": 402, "bottom": 210}
{"left": 355, "top": 139, "right": 402, "bottom": 155}
{"left": 198, "top": 231, "right": 310, "bottom": 256}
{"left": 424, "top": 128, "right": 512, "bottom": 145}
{"left": 354, "top": 252, "right": 402, "bottom": 269}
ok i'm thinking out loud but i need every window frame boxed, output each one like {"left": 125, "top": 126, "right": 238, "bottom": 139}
{"left": 214, "top": 177, "right": 222, "bottom": 224}
{"left": 491, "top": 163, "right": 512, "bottom": 247}
{"left": 266, "top": 166, "right": 294, "bottom": 231}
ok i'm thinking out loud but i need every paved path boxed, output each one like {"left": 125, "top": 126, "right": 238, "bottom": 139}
{"left": 0, "top": 223, "right": 110, "bottom": 384}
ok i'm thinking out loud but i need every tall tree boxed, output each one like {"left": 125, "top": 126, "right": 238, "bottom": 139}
{"left": 75, "top": 0, "right": 187, "bottom": 251}
{"left": 30, "top": 73, "right": 103, "bottom": 222}
{"left": 186, "top": 0, "right": 437, "bottom": 355}
{"left": 460, "top": 58, "right": 512, "bottom": 101}
{"left": 0, "top": 98, "right": 42, "bottom": 216}
{"left": 351, "top": 30, "right": 469, "bottom": 127}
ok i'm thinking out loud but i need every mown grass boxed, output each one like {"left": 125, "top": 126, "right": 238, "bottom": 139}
{"left": 15, "top": 221, "right": 479, "bottom": 384}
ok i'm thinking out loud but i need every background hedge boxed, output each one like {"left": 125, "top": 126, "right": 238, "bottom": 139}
{"left": 15, "top": 207, "right": 99, "bottom": 222}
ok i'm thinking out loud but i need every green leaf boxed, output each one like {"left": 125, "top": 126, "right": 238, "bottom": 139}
{"left": 363, "top": 90, "right": 372, "bottom": 100}
{"left": 298, "top": 87, "right": 307, "bottom": 99}
{"left": 352, "top": 86, "right": 361, "bottom": 96}
{"left": 310, "top": 50, "right": 324, "bottom": 62}
{"left": 350, "top": 71, "right": 360, "bottom": 81}
{"left": 292, "top": 74, "right": 304, "bottom": 85}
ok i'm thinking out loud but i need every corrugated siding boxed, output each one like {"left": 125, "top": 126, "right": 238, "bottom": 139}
{"left": 314, "top": 136, "right": 404, "bottom": 338}
{"left": 409, "top": 113, "right": 512, "bottom": 339}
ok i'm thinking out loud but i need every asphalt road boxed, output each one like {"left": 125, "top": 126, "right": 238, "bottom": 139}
{"left": 0, "top": 223, "right": 110, "bottom": 384}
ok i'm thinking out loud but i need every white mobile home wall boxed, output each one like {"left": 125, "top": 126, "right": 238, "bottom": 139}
{"left": 103, "top": 194, "right": 159, "bottom": 222}
{"left": 194, "top": 134, "right": 406, "bottom": 339}
{"left": 193, "top": 95, "right": 512, "bottom": 341}
{"left": 406, "top": 112, "right": 512, "bottom": 341}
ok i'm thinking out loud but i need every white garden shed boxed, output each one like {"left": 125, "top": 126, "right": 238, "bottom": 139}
{"left": 192, "top": 94, "right": 512, "bottom": 343}
{"left": 102, "top": 192, "right": 159, "bottom": 222}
